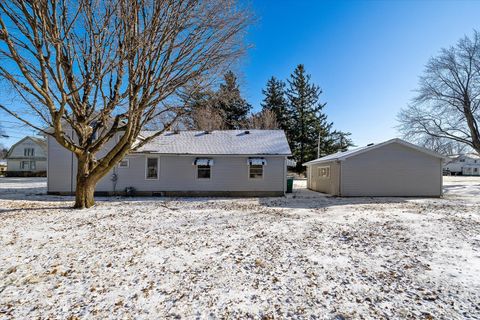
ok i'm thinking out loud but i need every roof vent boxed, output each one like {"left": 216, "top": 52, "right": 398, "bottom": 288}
{"left": 367, "top": 143, "right": 374, "bottom": 146}
{"left": 204, "top": 130, "right": 210, "bottom": 134}
{"left": 173, "top": 128, "right": 180, "bottom": 134}
{"left": 244, "top": 130, "right": 250, "bottom": 134}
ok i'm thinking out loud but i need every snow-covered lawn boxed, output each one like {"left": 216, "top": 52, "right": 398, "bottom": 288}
{"left": 0, "top": 177, "right": 479, "bottom": 319}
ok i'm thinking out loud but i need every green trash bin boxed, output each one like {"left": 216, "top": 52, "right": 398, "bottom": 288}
{"left": 286, "top": 176, "right": 294, "bottom": 193}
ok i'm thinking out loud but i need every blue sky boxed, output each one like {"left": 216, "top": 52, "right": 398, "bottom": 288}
{"left": 241, "top": 0, "right": 480, "bottom": 147}
{"left": 1, "top": 0, "right": 480, "bottom": 148}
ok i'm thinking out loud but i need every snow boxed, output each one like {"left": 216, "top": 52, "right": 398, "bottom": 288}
{"left": 0, "top": 176, "right": 479, "bottom": 318}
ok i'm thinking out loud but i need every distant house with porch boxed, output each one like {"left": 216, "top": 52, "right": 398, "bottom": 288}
{"left": 6, "top": 136, "right": 47, "bottom": 176}
{"left": 444, "top": 153, "right": 480, "bottom": 176}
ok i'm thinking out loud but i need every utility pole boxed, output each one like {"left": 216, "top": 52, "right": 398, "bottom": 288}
{"left": 317, "top": 131, "right": 321, "bottom": 158}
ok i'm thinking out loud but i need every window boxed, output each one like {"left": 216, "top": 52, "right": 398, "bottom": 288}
{"left": 20, "top": 161, "right": 35, "bottom": 170}
{"left": 249, "top": 165, "right": 263, "bottom": 179}
{"left": 146, "top": 157, "right": 158, "bottom": 179}
{"left": 318, "top": 166, "right": 330, "bottom": 179}
{"left": 119, "top": 159, "right": 129, "bottom": 168}
{"left": 460, "top": 159, "right": 466, "bottom": 162}
{"left": 475, "top": 168, "right": 478, "bottom": 173}
{"left": 24, "top": 148, "right": 34, "bottom": 157}
{"left": 20, "top": 161, "right": 29, "bottom": 170}
{"left": 197, "top": 165, "right": 211, "bottom": 179}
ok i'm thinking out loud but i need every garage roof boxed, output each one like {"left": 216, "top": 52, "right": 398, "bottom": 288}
{"left": 303, "top": 138, "right": 446, "bottom": 166}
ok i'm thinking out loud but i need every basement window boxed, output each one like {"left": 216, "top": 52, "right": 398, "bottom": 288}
{"left": 318, "top": 166, "right": 330, "bottom": 179}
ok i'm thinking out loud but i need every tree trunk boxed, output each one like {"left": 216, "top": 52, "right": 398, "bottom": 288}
{"left": 74, "top": 176, "right": 96, "bottom": 209}
{"left": 74, "top": 156, "right": 97, "bottom": 209}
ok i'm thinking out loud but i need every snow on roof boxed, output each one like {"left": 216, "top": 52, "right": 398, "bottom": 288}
{"left": 303, "top": 138, "right": 445, "bottom": 166}
{"left": 135, "top": 130, "right": 292, "bottom": 155}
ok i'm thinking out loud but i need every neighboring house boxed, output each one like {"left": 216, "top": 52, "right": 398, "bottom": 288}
{"left": 444, "top": 153, "right": 480, "bottom": 176}
{"left": 303, "top": 138, "right": 445, "bottom": 197}
{"left": 6, "top": 136, "right": 47, "bottom": 176}
{"left": 0, "top": 159, "right": 6, "bottom": 175}
{"left": 47, "top": 130, "right": 292, "bottom": 196}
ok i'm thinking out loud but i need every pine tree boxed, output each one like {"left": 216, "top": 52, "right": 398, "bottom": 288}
{"left": 216, "top": 71, "right": 251, "bottom": 129}
{"left": 286, "top": 64, "right": 352, "bottom": 169}
{"left": 261, "top": 77, "right": 289, "bottom": 131}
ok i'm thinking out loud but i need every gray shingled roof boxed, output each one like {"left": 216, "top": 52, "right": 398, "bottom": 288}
{"left": 136, "top": 130, "right": 292, "bottom": 155}
{"left": 303, "top": 138, "right": 445, "bottom": 166}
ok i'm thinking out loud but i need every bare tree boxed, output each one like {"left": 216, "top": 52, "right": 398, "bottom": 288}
{"left": 179, "top": 89, "right": 227, "bottom": 131}
{"left": 0, "top": 0, "right": 250, "bottom": 208}
{"left": 398, "top": 30, "right": 480, "bottom": 154}
{"left": 248, "top": 109, "right": 279, "bottom": 129}
{"left": 413, "top": 136, "right": 469, "bottom": 155}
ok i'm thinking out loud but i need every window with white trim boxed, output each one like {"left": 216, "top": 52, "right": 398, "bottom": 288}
{"left": 24, "top": 148, "right": 34, "bottom": 156}
{"left": 249, "top": 165, "right": 263, "bottom": 179}
{"left": 318, "top": 166, "right": 330, "bottom": 179}
{"left": 146, "top": 157, "right": 158, "bottom": 179}
{"left": 119, "top": 159, "right": 129, "bottom": 168}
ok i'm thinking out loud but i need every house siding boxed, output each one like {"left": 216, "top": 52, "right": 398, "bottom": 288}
{"left": 340, "top": 142, "right": 442, "bottom": 197}
{"left": 306, "top": 161, "right": 340, "bottom": 195}
{"left": 47, "top": 136, "right": 287, "bottom": 195}
{"left": 47, "top": 136, "right": 74, "bottom": 193}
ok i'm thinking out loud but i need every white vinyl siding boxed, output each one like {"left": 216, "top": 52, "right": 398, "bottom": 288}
{"left": 340, "top": 143, "right": 442, "bottom": 197}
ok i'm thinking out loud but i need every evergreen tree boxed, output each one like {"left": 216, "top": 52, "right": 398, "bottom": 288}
{"left": 286, "top": 64, "right": 352, "bottom": 169}
{"left": 216, "top": 71, "right": 251, "bottom": 129}
{"left": 261, "top": 77, "right": 289, "bottom": 131}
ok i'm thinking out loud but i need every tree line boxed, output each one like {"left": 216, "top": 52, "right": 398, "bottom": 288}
{"left": 182, "top": 64, "right": 353, "bottom": 169}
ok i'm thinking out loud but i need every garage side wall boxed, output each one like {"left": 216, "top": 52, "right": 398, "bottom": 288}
{"left": 340, "top": 143, "right": 442, "bottom": 197}
{"left": 307, "top": 161, "right": 340, "bottom": 195}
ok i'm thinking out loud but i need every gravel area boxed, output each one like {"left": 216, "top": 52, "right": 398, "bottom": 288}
{"left": 0, "top": 177, "right": 479, "bottom": 319}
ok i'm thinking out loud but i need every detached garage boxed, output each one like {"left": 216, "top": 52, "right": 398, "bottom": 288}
{"left": 304, "top": 138, "right": 445, "bottom": 197}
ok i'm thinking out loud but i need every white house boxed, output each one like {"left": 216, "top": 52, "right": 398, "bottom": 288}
{"left": 6, "top": 136, "right": 47, "bottom": 176}
{"left": 304, "top": 138, "right": 445, "bottom": 197}
{"left": 444, "top": 153, "right": 480, "bottom": 176}
{"left": 47, "top": 130, "right": 292, "bottom": 196}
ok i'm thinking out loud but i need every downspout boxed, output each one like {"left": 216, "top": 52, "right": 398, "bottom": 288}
{"left": 283, "top": 156, "right": 287, "bottom": 195}
{"left": 337, "top": 160, "right": 342, "bottom": 196}
{"left": 440, "top": 158, "right": 444, "bottom": 197}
